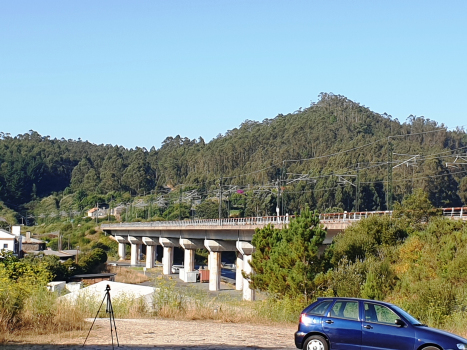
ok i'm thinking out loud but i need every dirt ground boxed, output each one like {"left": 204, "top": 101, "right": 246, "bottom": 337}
{"left": 1, "top": 318, "right": 298, "bottom": 350}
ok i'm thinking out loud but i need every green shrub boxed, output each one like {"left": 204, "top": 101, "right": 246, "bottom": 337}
{"left": 330, "top": 215, "right": 406, "bottom": 265}
{"left": 76, "top": 248, "right": 107, "bottom": 274}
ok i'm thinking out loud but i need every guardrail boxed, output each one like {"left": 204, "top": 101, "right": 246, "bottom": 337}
{"left": 101, "top": 207, "right": 467, "bottom": 230}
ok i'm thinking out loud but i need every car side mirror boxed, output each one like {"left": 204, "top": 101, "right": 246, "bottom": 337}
{"left": 395, "top": 319, "right": 405, "bottom": 327}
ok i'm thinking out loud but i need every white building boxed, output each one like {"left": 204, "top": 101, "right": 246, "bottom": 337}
{"left": 0, "top": 226, "right": 22, "bottom": 256}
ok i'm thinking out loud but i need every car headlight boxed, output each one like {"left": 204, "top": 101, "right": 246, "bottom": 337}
{"left": 457, "top": 344, "right": 467, "bottom": 350}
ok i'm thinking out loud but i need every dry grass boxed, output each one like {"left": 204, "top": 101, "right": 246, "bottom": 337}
{"left": 151, "top": 277, "right": 302, "bottom": 325}
{"left": 4, "top": 276, "right": 467, "bottom": 345}
{"left": 104, "top": 265, "right": 151, "bottom": 284}
{"left": 0, "top": 299, "right": 89, "bottom": 344}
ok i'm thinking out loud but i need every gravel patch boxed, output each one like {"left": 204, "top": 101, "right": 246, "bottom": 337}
{"left": 1, "top": 318, "right": 297, "bottom": 350}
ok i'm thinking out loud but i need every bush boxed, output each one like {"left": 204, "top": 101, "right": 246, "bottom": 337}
{"left": 46, "top": 238, "right": 59, "bottom": 250}
{"left": 76, "top": 248, "right": 107, "bottom": 274}
{"left": 330, "top": 215, "right": 407, "bottom": 265}
{"left": 387, "top": 218, "right": 467, "bottom": 328}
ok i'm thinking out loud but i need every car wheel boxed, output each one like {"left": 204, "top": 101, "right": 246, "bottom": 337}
{"left": 421, "top": 347, "right": 440, "bottom": 350}
{"left": 303, "top": 335, "right": 328, "bottom": 350}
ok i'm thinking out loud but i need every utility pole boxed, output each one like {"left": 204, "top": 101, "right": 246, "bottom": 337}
{"left": 387, "top": 138, "right": 393, "bottom": 211}
{"left": 218, "top": 176, "right": 223, "bottom": 225}
{"left": 356, "top": 163, "right": 360, "bottom": 212}
{"left": 179, "top": 186, "right": 182, "bottom": 221}
{"left": 281, "top": 166, "right": 286, "bottom": 215}
{"left": 276, "top": 179, "right": 280, "bottom": 217}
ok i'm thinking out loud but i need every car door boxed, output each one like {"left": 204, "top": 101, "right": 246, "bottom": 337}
{"left": 322, "top": 300, "right": 362, "bottom": 350}
{"left": 361, "top": 302, "right": 415, "bottom": 350}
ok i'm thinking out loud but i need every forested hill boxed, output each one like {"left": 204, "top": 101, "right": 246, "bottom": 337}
{"left": 1, "top": 93, "right": 467, "bottom": 219}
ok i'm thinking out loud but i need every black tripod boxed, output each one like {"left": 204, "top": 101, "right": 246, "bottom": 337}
{"left": 83, "top": 284, "right": 119, "bottom": 349}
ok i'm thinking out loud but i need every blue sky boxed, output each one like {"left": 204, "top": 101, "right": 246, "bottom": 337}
{"left": 1, "top": 1, "right": 466, "bottom": 149}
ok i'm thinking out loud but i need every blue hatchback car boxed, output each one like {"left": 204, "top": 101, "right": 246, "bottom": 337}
{"left": 295, "top": 297, "right": 467, "bottom": 350}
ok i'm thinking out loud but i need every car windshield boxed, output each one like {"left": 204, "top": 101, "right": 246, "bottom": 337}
{"left": 391, "top": 305, "right": 423, "bottom": 325}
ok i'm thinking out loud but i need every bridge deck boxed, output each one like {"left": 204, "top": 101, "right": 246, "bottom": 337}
{"left": 101, "top": 207, "right": 467, "bottom": 238}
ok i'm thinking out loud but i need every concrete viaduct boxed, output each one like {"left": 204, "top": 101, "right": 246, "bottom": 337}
{"left": 102, "top": 214, "right": 362, "bottom": 300}
{"left": 101, "top": 207, "right": 467, "bottom": 301}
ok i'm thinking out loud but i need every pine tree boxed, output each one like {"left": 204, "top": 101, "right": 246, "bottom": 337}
{"left": 248, "top": 207, "right": 326, "bottom": 300}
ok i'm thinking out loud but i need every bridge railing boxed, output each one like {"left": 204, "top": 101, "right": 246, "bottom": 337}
{"left": 101, "top": 215, "right": 295, "bottom": 229}
{"left": 442, "top": 207, "right": 466, "bottom": 218}
{"left": 318, "top": 211, "right": 392, "bottom": 222}
{"left": 101, "top": 207, "right": 467, "bottom": 230}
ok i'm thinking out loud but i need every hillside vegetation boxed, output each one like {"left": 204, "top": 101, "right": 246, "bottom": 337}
{"left": 248, "top": 189, "right": 467, "bottom": 333}
{"left": 0, "top": 93, "right": 466, "bottom": 227}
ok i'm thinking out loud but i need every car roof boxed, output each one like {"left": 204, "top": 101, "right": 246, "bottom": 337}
{"left": 316, "top": 297, "right": 396, "bottom": 308}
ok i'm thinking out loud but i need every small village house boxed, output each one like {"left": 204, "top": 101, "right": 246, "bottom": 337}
{"left": 21, "top": 231, "right": 46, "bottom": 252}
{"left": 0, "top": 226, "right": 23, "bottom": 257}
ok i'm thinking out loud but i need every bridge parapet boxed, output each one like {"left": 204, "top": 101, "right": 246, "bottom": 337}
{"left": 102, "top": 215, "right": 293, "bottom": 231}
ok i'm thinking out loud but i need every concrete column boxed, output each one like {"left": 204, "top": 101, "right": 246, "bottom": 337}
{"left": 142, "top": 237, "right": 159, "bottom": 269}
{"left": 209, "top": 251, "right": 221, "bottom": 291}
{"left": 146, "top": 245, "right": 155, "bottom": 269}
{"left": 184, "top": 249, "right": 195, "bottom": 272}
{"left": 236, "top": 252, "right": 244, "bottom": 291}
{"left": 159, "top": 237, "right": 180, "bottom": 275}
{"left": 179, "top": 238, "right": 203, "bottom": 274}
{"left": 162, "top": 247, "right": 173, "bottom": 275}
{"left": 115, "top": 236, "right": 129, "bottom": 261}
{"left": 128, "top": 236, "right": 142, "bottom": 266}
{"left": 130, "top": 243, "right": 138, "bottom": 266}
{"left": 118, "top": 243, "right": 126, "bottom": 261}
{"left": 204, "top": 239, "right": 236, "bottom": 292}
{"left": 236, "top": 241, "right": 256, "bottom": 301}
{"left": 242, "top": 254, "right": 255, "bottom": 301}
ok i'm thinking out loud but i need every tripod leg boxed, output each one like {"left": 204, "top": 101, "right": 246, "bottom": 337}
{"left": 108, "top": 295, "right": 120, "bottom": 347}
{"left": 106, "top": 296, "right": 115, "bottom": 349}
{"left": 83, "top": 293, "right": 107, "bottom": 347}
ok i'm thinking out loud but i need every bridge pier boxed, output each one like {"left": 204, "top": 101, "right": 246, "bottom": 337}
{"left": 119, "top": 243, "right": 126, "bottom": 260}
{"left": 129, "top": 236, "right": 142, "bottom": 266}
{"left": 236, "top": 241, "right": 255, "bottom": 301}
{"left": 115, "top": 236, "right": 128, "bottom": 261}
{"left": 236, "top": 252, "right": 243, "bottom": 291}
{"left": 204, "top": 239, "right": 236, "bottom": 291}
{"left": 143, "top": 237, "right": 159, "bottom": 269}
{"left": 180, "top": 238, "right": 204, "bottom": 282}
{"left": 209, "top": 251, "right": 221, "bottom": 291}
{"left": 160, "top": 237, "right": 179, "bottom": 275}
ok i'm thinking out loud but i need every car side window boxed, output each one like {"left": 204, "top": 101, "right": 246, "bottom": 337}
{"left": 364, "top": 303, "right": 399, "bottom": 324}
{"left": 330, "top": 301, "right": 359, "bottom": 320}
{"left": 307, "top": 300, "right": 333, "bottom": 315}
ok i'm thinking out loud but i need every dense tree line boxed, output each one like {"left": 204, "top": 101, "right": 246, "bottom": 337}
{"left": 0, "top": 94, "right": 466, "bottom": 221}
